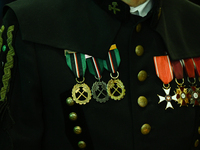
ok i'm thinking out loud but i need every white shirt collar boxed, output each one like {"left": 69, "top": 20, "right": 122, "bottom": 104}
{"left": 130, "top": 0, "right": 153, "bottom": 17}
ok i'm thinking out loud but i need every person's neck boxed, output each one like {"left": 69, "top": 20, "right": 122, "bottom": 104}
{"left": 122, "top": 0, "right": 147, "bottom": 7}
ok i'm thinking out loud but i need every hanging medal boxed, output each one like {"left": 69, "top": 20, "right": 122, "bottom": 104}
{"left": 87, "top": 57, "right": 109, "bottom": 103}
{"left": 171, "top": 60, "right": 189, "bottom": 107}
{"left": 154, "top": 55, "right": 177, "bottom": 110}
{"left": 65, "top": 51, "right": 92, "bottom": 105}
{"left": 182, "top": 58, "right": 199, "bottom": 106}
{"left": 188, "top": 57, "right": 200, "bottom": 106}
{"left": 103, "top": 44, "right": 125, "bottom": 100}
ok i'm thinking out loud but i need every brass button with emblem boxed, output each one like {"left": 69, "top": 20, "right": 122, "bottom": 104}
{"left": 136, "top": 23, "right": 142, "bottom": 32}
{"left": 158, "top": 7, "right": 162, "bottom": 20}
{"left": 138, "top": 96, "right": 148, "bottom": 107}
{"left": 66, "top": 97, "right": 74, "bottom": 106}
{"left": 194, "top": 139, "right": 199, "bottom": 147}
{"left": 78, "top": 141, "right": 86, "bottom": 149}
{"left": 74, "top": 126, "right": 82, "bottom": 134}
{"left": 69, "top": 112, "right": 78, "bottom": 121}
{"left": 138, "top": 70, "right": 148, "bottom": 82}
{"left": 141, "top": 124, "right": 151, "bottom": 135}
{"left": 135, "top": 45, "right": 144, "bottom": 56}
{"left": 198, "top": 126, "right": 200, "bottom": 134}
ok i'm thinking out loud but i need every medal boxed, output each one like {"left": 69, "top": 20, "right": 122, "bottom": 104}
{"left": 87, "top": 57, "right": 109, "bottom": 103}
{"left": 171, "top": 60, "right": 189, "bottom": 107}
{"left": 189, "top": 57, "right": 200, "bottom": 106}
{"left": 104, "top": 44, "right": 125, "bottom": 100}
{"left": 183, "top": 58, "right": 199, "bottom": 106}
{"left": 154, "top": 55, "right": 177, "bottom": 110}
{"left": 92, "top": 81, "right": 108, "bottom": 103}
{"left": 65, "top": 51, "right": 92, "bottom": 105}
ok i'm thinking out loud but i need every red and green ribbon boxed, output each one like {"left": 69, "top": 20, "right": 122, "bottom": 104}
{"left": 65, "top": 52, "right": 86, "bottom": 78}
{"left": 86, "top": 57, "right": 104, "bottom": 79}
{"left": 104, "top": 48, "right": 121, "bottom": 73}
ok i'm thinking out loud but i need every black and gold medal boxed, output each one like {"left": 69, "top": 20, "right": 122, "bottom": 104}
{"left": 87, "top": 57, "right": 109, "bottom": 103}
{"left": 104, "top": 44, "right": 125, "bottom": 100}
{"left": 65, "top": 51, "right": 91, "bottom": 105}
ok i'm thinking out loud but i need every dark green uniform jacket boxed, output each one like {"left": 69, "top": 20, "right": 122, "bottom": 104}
{"left": 1, "top": 0, "right": 200, "bottom": 149}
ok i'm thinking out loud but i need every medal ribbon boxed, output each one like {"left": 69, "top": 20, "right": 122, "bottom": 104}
{"left": 154, "top": 55, "right": 173, "bottom": 84}
{"left": 183, "top": 58, "right": 195, "bottom": 78}
{"left": 104, "top": 45, "right": 121, "bottom": 73}
{"left": 65, "top": 52, "right": 86, "bottom": 78}
{"left": 192, "top": 57, "right": 200, "bottom": 77}
{"left": 86, "top": 57, "right": 104, "bottom": 79}
{"left": 171, "top": 60, "right": 184, "bottom": 79}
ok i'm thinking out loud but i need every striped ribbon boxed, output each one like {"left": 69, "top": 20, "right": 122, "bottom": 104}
{"left": 87, "top": 57, "right": 104, "bottom": 79}
{"left": 183, "top": 58, "right": 195, "bottom": 78}
{"left": 65, "top": 52, "right": 86, "bottom": 78}
{"left": 193, "top": 57, "right": 200, "bottom": 77}
{"left": 104, "top": 45, "right": 121, "bottom": 73}
{"left": 171, "top": 60, "right": 184, "bottom": 79}
{"left": 154, "top": 55, "right": 173, "bottom": 84}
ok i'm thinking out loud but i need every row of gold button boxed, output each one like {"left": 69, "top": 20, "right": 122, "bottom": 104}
{"left": 194, "top": 126, "right": 200, "bottom": 148}
{"left": 135, "top": 23, "right": 151, "bottom": 136}
{"left": 67, "top": 97, "right": 86, "bottom": 149}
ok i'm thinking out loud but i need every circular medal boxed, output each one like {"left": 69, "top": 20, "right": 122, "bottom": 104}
{"left": 107, "top": 79, "right": 126, "bottom": 100}
{"left": 72, "top": 83, "right": 92, "bottom": 105}
{"left": 92, "top": 81, "right": 109, "bottom": 103}
{"left": 188, "top": 86, "right": 200, "bottom": 106}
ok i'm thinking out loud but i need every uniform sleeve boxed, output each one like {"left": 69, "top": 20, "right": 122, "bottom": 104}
{"left": 0, "top": 9, "right": 44, "bottom": 150}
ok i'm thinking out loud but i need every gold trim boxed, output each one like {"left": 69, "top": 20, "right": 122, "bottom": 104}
{"left": 0, "top": 25, "right": 5, "bottom": 53}
{"left": 109, "top": 44, "right": 117, "bottom": 51}
{"left": 0, "top": 25, "right": 15, "bottom": 102}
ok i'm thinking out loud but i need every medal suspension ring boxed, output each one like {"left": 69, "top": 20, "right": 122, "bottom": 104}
{"left": 72, "top": 83, "right": 92, "bottom": 105}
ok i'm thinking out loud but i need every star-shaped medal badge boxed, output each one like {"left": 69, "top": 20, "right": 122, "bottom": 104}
{"left": 158, "top": 87, "right": 177, "bottom": 110}
{"left": 188, "top": 86, "right": 200, "bottom": 106}
{"left": 176, "top": 86, "right": 189, "bottom": 106}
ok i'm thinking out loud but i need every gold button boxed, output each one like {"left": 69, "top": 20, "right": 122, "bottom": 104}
{"left": 135, "top": 45, "right": 144, "bottom": 56}
{"left": 138, "top": 96, "right": 148, "bottom": 107}
{"left": 69, "top": 112, "right": 77, "bottom": 121}
{"left": 66, "top": 97, "right": 74, "bottom": 106}
{"left": 141, "top": 124, "right": 151, "bottom": 135}
{"left": 78, "top": 141, "right": 86, "bottom": 149}
{"left": 198, "top": 126, "right": 200, "bottom": 134}
{"left": 138, "top": 70, "right": 147, "bottom": 82}
{"left": 136, "top": 23, "right": 142, "bottom": 32}
{"left": 158, "top": 7, "right": 162, "bottom": 20}
{"left": 74, "top": 126, "right": 82, "bottom": 134}
{"left": 195, "top": 139, "right": 199, "bottom": 147}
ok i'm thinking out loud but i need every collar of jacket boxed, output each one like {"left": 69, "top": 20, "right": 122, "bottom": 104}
{"left": 4, "top": 0, "right": 200, "bottom": 60}
{"left": 155, "top": 0, "right": 200, "bottom": 60}
{"left": 4, "top": 0, "right": 161, "bottom": 59}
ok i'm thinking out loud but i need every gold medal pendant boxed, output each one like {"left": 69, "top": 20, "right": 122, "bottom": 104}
{"left": 72, "top": 78, "right": 92, "bottom": 105}
{"left": 176, "top": 85, "right": 189, "bottom": 107}
{"left": 107, "top": 72, "right": 126, "bottom": 100}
